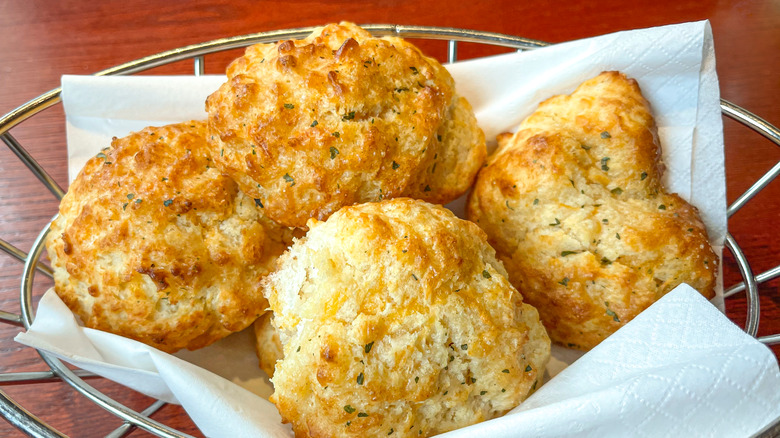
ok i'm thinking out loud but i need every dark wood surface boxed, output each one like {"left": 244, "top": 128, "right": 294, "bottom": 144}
{"left": 0, "top": 1, "right": 778, "bottom": 436}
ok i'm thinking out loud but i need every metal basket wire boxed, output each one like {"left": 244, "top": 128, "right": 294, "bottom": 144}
{"left": 0, "top": 24, "right": 778, "bottom": 438}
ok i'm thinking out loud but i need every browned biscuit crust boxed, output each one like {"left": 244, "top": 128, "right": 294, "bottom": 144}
{"left": 206, "top": 22, "right": 485, "bottom": 228}
{"left": 263, "top": 198, "right": 549, "bottom": 438}
{"left": 467, "top": 72, "right": 718, "bottom": 350}
{"left": 46, "top": 121, "right": 294, "bottom": 353}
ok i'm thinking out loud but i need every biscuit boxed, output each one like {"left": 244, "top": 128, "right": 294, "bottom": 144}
{"left": 253, "top": 312, "right": 283, "bottom": 378}
{"left": 46, "top": 121, "right": 294, "bottom": 353}
{"left": 467, "top": 72, "right": 718, "bottom": 350}
{"left": 263, "top": 198, "right": 550, "bottom": 438}
{"left": 206, "top": 22, "right": 485, "bottom": 228}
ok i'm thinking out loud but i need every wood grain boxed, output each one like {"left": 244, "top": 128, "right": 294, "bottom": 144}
{"left": 0, "top": 1, "right": 778, "bottom": 436}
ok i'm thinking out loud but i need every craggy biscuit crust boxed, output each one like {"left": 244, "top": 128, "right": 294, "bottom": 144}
{"left": 263, "top": 198, "right": 549, "bottom": 438}
{"left": 46, "top": 121, "right": 293, "bottom": 353}
{"left": 468, "top": 72, "right": 718, "bottom": 350}
{"left": 206, "top": 22, "right": 484, "bottom": 227}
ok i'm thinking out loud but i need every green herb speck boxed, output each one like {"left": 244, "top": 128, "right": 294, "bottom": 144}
{"left": 424, "top": 185, "right": 431, "bottom": 192}
{"left": 126, "top": 193, "right": 134, "bottom": 200}
{"left": 605, "top": 303, "right": 620, "bottom": 322}
{"left": 358, "top": 412, "right": 368, "bottom": 417}
{"left": 330, "top": 147, "right": 339, "bottom": 159}
{"left": 461, "top": 344, "right": 468, "bottom": 350}
{"left": 600, "top": 131, "right": 611, "bottom": 139}
{"left": 311, "top": 120, "right": 319, "bottom": 127}
{"left": 533, "top": 198, "right": 539, "bottom": 205}
{"left": 611, "top": 187, "right": 623, "bottom": 195}
{"left": 344, "top": 405, "right": 356, "bottom": 414}
{"left": 254, "top": 199, "right": 264, "bottom": 208}
{"left": 332, "top": 131, "right": 340, "bottom": 138}
{"left": 525, "top": 365, "right": 532, "bottom": 372}
{"left": 283, "top": 103, "right": 294, "bottom": 109}
{"left": 283, "top": 173, "right": 295, "bottom": 186}
{"left": 658, "top": 204, "right": 666, "bottom": 210}
{"left": 480, "top": 390, "right": 487, "bottom": 395}
{"left": 558, "top": 277, "right": 569, "bottom": 286}
{"left": 641, "top": 172, "right": 648, "bottom": 181}
{"left": 163, "top": 199, "right": 173, "bottom": 207}
{"left": 357, "top": 372, "right": 364, "bottom": 385}
{"left": 561, "top": 251, "right": 577, "bottom": 257}
{"left": 502, "top": 369, "right": 509, "bottom": 373}
{"left": 365, "top": 342, "right": 374, "bottom": 353}
{"left": 392, "top": 161, "right": 399, "bottom": 170}
{"left": 482, "top": 270, "right": 491, "bottom": 279}
{"left": 601, "top": 157, "right": 610, "bottom": 171}
{"left": 550, "top": 218, "right": 561, "bottom": 226}
{"left": 342, "top": 111, "right": 356, "bottom": 121}
{"left": 410, "top": 66, "right": 418, "bottom": 74}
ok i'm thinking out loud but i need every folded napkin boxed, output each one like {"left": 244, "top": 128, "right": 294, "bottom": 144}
{"left": 16, "top": 20, "right": 770, "bottom": 437}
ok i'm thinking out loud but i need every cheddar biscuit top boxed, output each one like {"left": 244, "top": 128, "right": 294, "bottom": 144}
{"left": 46, "top": 121, "right": 294, "bottom": 353}
{"left": 262, "top": 198, "right": 550, "bottom": 438}
{"left": 206, "top": 22, "right": 485, "bottom": 228}
{"left": 468, "top": 71, "right": 718, "bottom": 350}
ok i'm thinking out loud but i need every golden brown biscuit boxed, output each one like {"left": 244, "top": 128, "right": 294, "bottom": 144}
{"left": 253, "top": 312, "right": 283, "bottom": 378}
{"left": 467, "top": 71, "right": 718, "bottom": 350}
{"left": 263, "top": 198, "right": 550, "bottom": 438}
{"left": 206, "top": 22, "right": 485, "bottom": 228}
{"left": 46, "top": 121, "right": 294, "bottom": 353}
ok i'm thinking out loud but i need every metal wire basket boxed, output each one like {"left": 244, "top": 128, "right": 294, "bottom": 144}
{"left": 0, "top": 24, "right": 778, "bottom": 438}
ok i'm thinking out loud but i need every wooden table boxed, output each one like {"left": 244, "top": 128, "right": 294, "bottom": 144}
{"left": 1, "top": 1, "right": 778, "bottom": 436}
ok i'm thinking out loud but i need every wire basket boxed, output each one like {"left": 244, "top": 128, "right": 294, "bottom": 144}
{"left": 0, "top": 25, "right": 778, "bottom": 438}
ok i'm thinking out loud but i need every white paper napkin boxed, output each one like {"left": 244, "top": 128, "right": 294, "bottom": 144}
{"left": 16, "top": 20, "right": 775, "bottom": 437}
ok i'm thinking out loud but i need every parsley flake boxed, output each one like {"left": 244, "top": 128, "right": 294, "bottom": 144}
{"left": 332, "top": 132, "right": 340, "bottom": 138}
{"left": 283, "top": 103, "right": 294, "bottom": 109}
{"left": 641, "top": 172, "right": 648, "bottom": 181}
{"left": 342, "top": 111, "right": 356, "bottom": 121}
{"left": 601, "top": 157, "right": 610, "bottom": 171}
{"left": 561, "top": 251, "right": 578, "bottom": 257}
{"left": 392, "top": 161, "right": 399, "bottom": 170}
{"left": 254, "top": 199, "right": 264, "bottom": 208}
{"left": 502, "top": 369, "right": 510, "bottom": 373}
{"left": 550, "top": 218, "right": 561, "bottom": 226}
{"left": 311, "top": 120, "right": 319, "bottom": 127}
{"left": 611, "top": 187, "right": 623, "bottom": 195}
{"left": 330, "top": 146, "right": 339, "bottom": 159}
{"left": 423, "top": 185, "right": 431, "bottom": 192}
{"left": 357, "top": 372, "right": 364, "bottom": 385}
{"left": 525, "top": 365, "right": 533, "bottom": 372}
{"left": 126, "top": 193, "right": 135, "bottom": 200}
{"left": 558, "top": 277, "right": 570, "bottom": 286}
{"left": 581, "top": 144, "right": 592, "bottom": 151}
{"left": 283, "top": 173, "right": 295, "bottom": 186}
{"left": 358, "top": 412, "right": 368, "bottom": 417}
{"left": 482, "top": 270, "right": 491, "bottom": 279}
{"left": 600, "top": 131, "right": 611, "bottom": 139}
{"left": 365, "top": 342, "right": 374, "bottom": 353}
{"left": 461, "top": 344, "right": 468, "bottom": 350}
{"left": 533, "top": 198, "right": 539, "bottom": 205}
{"left": 605, "top": 303, "right": 620, "bottom": 322}
{"left": 344, "top": 405, "right": 356, "bottom": 414}
{"left": 658, "top": 204, "right": 666, "bottom": 210}
{"left": 163, "top": 199, "right": 173, "bottom": 207}
{"left": 410, "top": 66, "right": 419, "bottom": 74}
